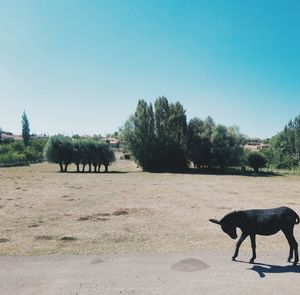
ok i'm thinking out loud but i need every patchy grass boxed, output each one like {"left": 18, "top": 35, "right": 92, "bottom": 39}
{"left": 0, "top": 159, "right": 300, "bottom": 256}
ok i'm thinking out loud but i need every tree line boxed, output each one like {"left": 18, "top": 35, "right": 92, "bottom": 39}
{"left": 43, "top": 135, "right": 115, "bottom": 172}
{"left": 265, "top": 115, "right": 300, "bottom": 169}
{"left": 4, "top": 102, "right": 300, "bottom": 173}
{"left": 122, "top": 97, "right": 255, "bottom": 172}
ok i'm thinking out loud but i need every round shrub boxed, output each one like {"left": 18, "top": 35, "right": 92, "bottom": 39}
{"left": 247, "top": 152, "right": 266, "bottom": 173}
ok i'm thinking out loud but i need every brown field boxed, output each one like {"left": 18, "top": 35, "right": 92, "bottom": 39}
{"left": 0, "top": 157, "right": 300, "bottom": 257}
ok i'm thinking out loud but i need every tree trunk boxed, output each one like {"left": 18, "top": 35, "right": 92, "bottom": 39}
{"left": 82, "top": 164, "right": 85, "bottom": 172}
{"left": 59, "top": 163, "right": 64, "bottom": 172}
{"left": 104, "top": 164, "right": 108, "bottom": 173}
{"left": 97, "top": 164, "right": 101, "bottom": 172}
{"left": 76, "top": 163, "right": 80, "bottom": 172}
{"left": 64, "top": 163, "right": 68, "bottom": 172}
{"left": 88, "top": 163, "right": 92, "bottom": 172}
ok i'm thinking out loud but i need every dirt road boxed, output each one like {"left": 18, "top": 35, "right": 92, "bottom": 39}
{"left": 1, "top": 251, "right": 300, "bottom": 295}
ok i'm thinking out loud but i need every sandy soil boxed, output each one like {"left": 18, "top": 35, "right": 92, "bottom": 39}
{"left": 1, "top": 158, "right": 300, "bottom": 294}
{"left": 0, "top": 158, "right": 300, "bottom": 258}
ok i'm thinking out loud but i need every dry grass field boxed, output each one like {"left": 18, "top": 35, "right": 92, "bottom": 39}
{"left": 1, "top": 156, "right": 300, "bottom": 257}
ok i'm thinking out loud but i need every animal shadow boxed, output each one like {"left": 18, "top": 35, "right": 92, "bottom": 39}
{"left": 250, "top": 262, "right": 300, "bottom": 278}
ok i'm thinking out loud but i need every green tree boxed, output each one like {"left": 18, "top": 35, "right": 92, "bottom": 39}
{"left": 80, "top": 139, "right": 90, "bottom": 172}
{"left": 293, "top": 116, "right": 300, "bottom": 163}
{"left": 247, "top": 152, "right": 266, "bottom": 173}
{"left": 210, "top": 125, "right": 243, "bottom": 171}
{"left": 0, "top": 141, "right": 27, "bottom": 166}
{"left": 153, "top": 97, "right": 187, "bottom": 170}
{"left": 267, "top": 115, "right": 300, "bottom": 169}
{"left": 72, "top": 139, "right": 84, "bottom": 172}
{"left": 166, "top": 101, "right": 188, "bottom": 170}
{"left": 100, "top": 142, "right": 116, "bottom": 172}
{"left": 187, "top": 116, "right": 215, "bottom": 168}
{"left": 22, "top": 111, "right": 30, "bottom": 146}
{"left": 123, "top": 97, "right": 188, "bottom": 171}
{"left": 24, "top": 138, "right": 47, "bottom": 162}
{"left": 69, "top": 138, "right": 116, "bottom": 173}
{"left": 43, "top": 135, "right": 73, "bottom": 172}
{"left": 90, "top": 141, "right": 102, "bottom": 172}
{"left": 123, "top": 99, "right": 155, "bottom": 171}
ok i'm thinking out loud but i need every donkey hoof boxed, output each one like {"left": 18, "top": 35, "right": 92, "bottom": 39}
{"left": 287, "top": 258, "right": 292, "bottom": 263}
{"left": 249, "top": 259, "right": 255, "bottom": 264}
{"left": 232, "top": 257, "right": 236, "bottom": 261}
{"left": 293, "top": 262, "right": 298, "bottom": 267}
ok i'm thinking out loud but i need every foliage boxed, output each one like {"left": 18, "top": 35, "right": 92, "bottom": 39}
{"left": 122, "top": 100, "right": 155, "bottom": 171}
{"left": 187, "top": 116, "right": 215, "bottom": 168}
{"left": 44, "top": 135, "right": 64, "bottom": 171}
{"left": 101, "top": 141, "right": 116, "bottom": 172}
{"left": 210, "top": 125, "right": 244, "bottom": 170}
{"left": 0, "top": 138, "right": 46, "bottom": 166}
{"left": 247, "top": 152, "right": 266, "bottom": 172}
{"left": 0, "top": 149, "right": 26, "bottom": 165}
{"left": 266, "top": 115, "right": 300, "bottom": 169}
{"left": 154, "top": 99, "right": 188, "bottom": 170}
{"left": 43, "top": 135, "right": 116, "bottom": 172}
{"left": 22, "top": 111, "right": 30, "bottom": 146}
{"left": 187, "top": 118, "right": 244, "bottom": 170}
{"left": 123, "top": 97, "right": 245, "bottom": 172}
{"left": 122, "top": 97, "right": 187, "bottom": 171}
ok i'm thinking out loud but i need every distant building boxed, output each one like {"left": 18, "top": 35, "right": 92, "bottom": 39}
{"left": 244, "top": 138, "right": 269, "bottom": 152}
{"left": 31, "top": 134, "right": 49, "bottom": 140}
{"left": 105, "top": 137, "right": 120, "bottom": 148}
{"left": 2, "top": 133, "right": 22, "bottom": 141}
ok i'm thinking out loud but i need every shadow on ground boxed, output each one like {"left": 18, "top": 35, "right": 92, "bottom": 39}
{"left": 57, "top": 170, "right": 129, "bottom": 174}
{"left": 148, "top": 168, "right": 280, "bottom": 177}
{"left": 235, "top": 259, "right": 300, "bottom": 278}
{"left": 250, "top": 263, "right": 300, "bottom": 278}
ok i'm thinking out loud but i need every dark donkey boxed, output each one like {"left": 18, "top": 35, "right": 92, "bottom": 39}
{"left": 209, "top": 206, "right": 299, "bottom": 266}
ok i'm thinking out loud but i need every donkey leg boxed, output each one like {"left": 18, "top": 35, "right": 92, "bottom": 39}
{"left": 249, "top": 234, "right": 256, "bottom": 263}
{"left": 283, "top": 229, "right": 295, "bottom": 263}
{"left": 291, "top": 235, "right": 298, "bottom": 266}
{"left": 283, "top": 228, "right": 298, "bottom": 266}
{"left": 232, "top": 233, "right": 248, "bottom": 261}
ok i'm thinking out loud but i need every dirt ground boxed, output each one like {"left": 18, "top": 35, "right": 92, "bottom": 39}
{"left": 0, "top": 157, "right": 300, "bottom": 257}
{"left": 2, "top": 251, "right": 300, "bottom": 295}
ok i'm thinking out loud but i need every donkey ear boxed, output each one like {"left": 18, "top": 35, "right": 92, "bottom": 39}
{"left": 209, "top": 218, "right": 221, "bottom": 225}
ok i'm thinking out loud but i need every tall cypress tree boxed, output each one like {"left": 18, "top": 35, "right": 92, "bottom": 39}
{"left": 22, "top": 111, "right": 30, "bottom": 146}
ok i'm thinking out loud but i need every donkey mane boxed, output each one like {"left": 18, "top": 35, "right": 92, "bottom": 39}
{"left": 220, "top": 210, "right": 244, "bottom": 224}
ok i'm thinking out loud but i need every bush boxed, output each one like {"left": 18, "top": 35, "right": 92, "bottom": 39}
{"left": 0, "top": 138, "right": 46, "bottom": 166}
{"left": 43, "top": 135, "right": 116, "bottom": 172}
{"left": 43, "top": 135, "right": 72, "bottom": 172}
{"left": 247, "top": 152, "right": 266, "bottom": 173}
{"left": 0, "top": 150, "right": 27, "bottom": 166}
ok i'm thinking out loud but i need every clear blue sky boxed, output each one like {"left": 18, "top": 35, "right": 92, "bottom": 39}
{"left": 1, "top": 0, "right": 300, "bottom": 138}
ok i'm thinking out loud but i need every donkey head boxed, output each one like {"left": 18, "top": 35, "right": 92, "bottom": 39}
{"left": 209, "top": 217, "right": 238, "bottom": 239}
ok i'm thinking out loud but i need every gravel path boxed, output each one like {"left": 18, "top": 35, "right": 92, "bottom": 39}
{"left": 1, "top": 251, "right": 300, "bottom": 295}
